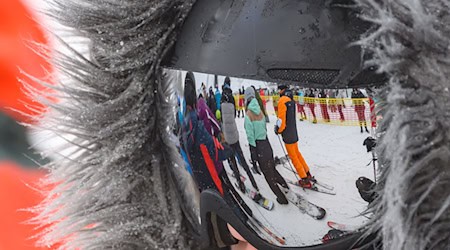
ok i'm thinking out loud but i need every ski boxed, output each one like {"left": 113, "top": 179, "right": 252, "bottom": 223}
{"left": 226, "top": 181, "right": 286, "bottom": 246}
{"left": 312, "top": 179, "right": 334, "bottom": 191}
{"left": 327, "top": 221, "right": 361, "bottom": 232}
{"left": 275, "top": 156, "right": 335, "bottom": 191}
{"left": 286, "top": 179, "right": 336, "bottom": 195}
{"left": 234, "top": 183, "right": 275, "bottom": 211}
{"left": 227, "top": 170, "right": 275, "bottom": 211}
{"left": 284, "top": 188, "right": 326, "bottom": 220}
{"left": 251, "top": 216, "right": 286, "bottom": 245}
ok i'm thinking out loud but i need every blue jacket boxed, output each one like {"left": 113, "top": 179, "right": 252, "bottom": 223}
{"left": 215, "top": 89, "right": 222, "bottom": 111}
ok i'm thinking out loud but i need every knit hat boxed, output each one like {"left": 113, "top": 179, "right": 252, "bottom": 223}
{"left": 184, "top": 71, "right": 197, "bottom": 108}
{"left": 244, "top": 86, "right": 256, "bottom": 106}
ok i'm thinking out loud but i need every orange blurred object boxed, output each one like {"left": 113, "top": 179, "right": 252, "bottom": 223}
{"left": 0, "top": 0, "right": 52, "bottom": 123}
{"left": 0, "top": 162, "right": 48, "bottom": 250}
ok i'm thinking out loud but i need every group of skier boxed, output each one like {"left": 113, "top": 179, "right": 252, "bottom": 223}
{"left": 201, "top": 79, "right": 250, "bottom": 122}
{"left": 273, "top": 88, "right": 371, "bottom": 133}
{"left": 178, "top": 72, "right": 317, "bottom": 206}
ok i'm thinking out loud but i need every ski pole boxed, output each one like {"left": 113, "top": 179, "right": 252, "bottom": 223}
{"left": 371, "top": 151, "right": 377, "bottom": 184}
{"left": 277, "top": 135, "right": 300, "bottom": 182}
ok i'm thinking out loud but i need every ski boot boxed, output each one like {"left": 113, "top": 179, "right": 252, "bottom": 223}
{"left": 322, "top": 229, "right": 346, "bottom": 243}
{"left": 276, "top": 197, "right": 289, "bottom": 205}
{"left": 298, "top": 178, "right": 313, "bottom": 189}
{"left": 312, "top": 118, "right": 317, "bottom": 124}
{"left": 306, "top": 171, "right": 317, "bottom": 183}
{"left": 251, "top": 162, "right": 261, "bottom": 175}
{"left": 365, "top": 127, "right": 370, "bottom": 133}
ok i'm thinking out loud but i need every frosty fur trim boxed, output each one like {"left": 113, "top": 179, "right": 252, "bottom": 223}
{"left": 356, "top": 0, "right": 450, "bottom": 249}
{"left": 30, "top": 0, "right": 200, "bottom": 249}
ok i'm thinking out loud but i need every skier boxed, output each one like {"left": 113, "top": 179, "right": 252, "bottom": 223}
{"left": 215, "top": 85, "right": 222, "bottom": 121}
{"left": 351, "top": 88, "right": 369, "bottom": 133}
{"left": 244, "top": 87, "right": 289, "bottom": 204}
{"left": 237, "top": 86, "right": 245, "bottom": 118}
{"left": 273, "top": 92, "right": 280, "bottom": 116}
{"left": 197, "top": 95, "right": 222, "bottom": 140}
{"left": 206, "top": 86, "right": 217, "bottom": 116}
{"left": 221, "top": 77, "right": 259, "bottom": 189}
{"left": 306, "top": 88, "right": 317, "bottom": 124}
{"left": 328, "top": 89, "right": 337, "bottom": 113}
{"left": 198, "top": 91, "right": 248, "bottom": 192}
{"left": 318, "top": 89, "right": 330, "bottom": 122}
{"left": 259, "top": 88, "right": 267, "bottom": 112}
{"left": 182, "top": 72, "right": 234, "bottom": 193}
{"left": 200, "top": 82, "right": 207, "bottom": 98}
{"left": 275, "top": 85, "right": 314, "bottom": 188}
{"left": 336, "top": 89, "right": 346, "bottom": 122}
{"left": 297, "top": 88, "right": 307, "bottom": 121}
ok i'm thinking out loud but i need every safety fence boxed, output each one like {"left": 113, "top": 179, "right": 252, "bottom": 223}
{"left": 233, "top": 95, "right": 377, "bottom": 127}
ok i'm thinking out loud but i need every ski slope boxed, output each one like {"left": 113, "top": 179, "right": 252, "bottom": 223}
{"left": 224, "top": 100, "right": 374, "bottom": 247}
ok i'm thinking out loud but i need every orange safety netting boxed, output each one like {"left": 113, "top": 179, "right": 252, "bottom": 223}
{"left": 234, "top": 95, "right": 377, "bottom": 127}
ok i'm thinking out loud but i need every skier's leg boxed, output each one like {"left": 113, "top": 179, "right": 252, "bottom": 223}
{"left": 256, "top": 140, "right": 288, "bottom": 204}
{"left": 220, "top": 171, "right": 252, "bottom": 219}
{"left": 310, "top": 105, "right": 317, "bottom": 123}
{"left": 273, "top": 164, "right": 289, "bottom": 189}
{"left": 285, "top": 142, "right": 307, "bottom": 178}
{"left": 232, "top": 142, "right": 258, "bottom": 190}
{"left": 325, "top": 106, "right": 330, "bottom": 121}
{"left": 260, "top": 161, "right": 288, "bottom": 204}
{"left": 228, "top": 156, "right": 245, "bottom": 192}
{"left": 293, "top": 142, "right": 310, "bottom": 174}
{"left": 338, "top": 105, "right": 345, "bottom": 121}
{"left": 249, "top": 145, "right": 261, "bottom": 174}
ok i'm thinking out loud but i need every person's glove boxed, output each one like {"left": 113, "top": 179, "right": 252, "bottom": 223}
{"left": 274, "top": 125, "right": 280, "bottom": 135}
{"left": 249, "top": 145, "right": 258, "bottom": 163}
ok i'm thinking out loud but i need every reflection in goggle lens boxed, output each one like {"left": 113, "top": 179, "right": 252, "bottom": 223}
{"left": 173, "top": 70, "right": 377, "bottom": 247}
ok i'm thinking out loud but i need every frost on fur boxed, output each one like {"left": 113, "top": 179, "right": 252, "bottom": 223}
{"left": 32, "top": 0, "right": 200, "bottom": 249}
{"left": 356, "top": 0, "right": 450, "bottom": 249}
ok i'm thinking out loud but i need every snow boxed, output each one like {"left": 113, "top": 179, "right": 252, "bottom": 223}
{"left": 224, "top": 100, "right": 374, "bottom": 247}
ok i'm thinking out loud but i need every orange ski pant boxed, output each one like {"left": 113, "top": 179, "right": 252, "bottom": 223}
{"left": 285, "top": 142, "right": 310, "bottom": 179}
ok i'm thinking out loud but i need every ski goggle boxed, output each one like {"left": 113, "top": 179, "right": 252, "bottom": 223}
{"left": 166, "top": 69, "right": 378, "bottom": 249}
{"left": 162, "top": 0, "right": 384, "bottom": 249}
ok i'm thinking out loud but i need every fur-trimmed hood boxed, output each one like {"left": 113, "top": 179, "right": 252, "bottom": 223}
{"left": 33, "top": 0, "right": 200, "bottom": 249}
{"left": 356, "top": 0, "right": 450, "bottom": 249}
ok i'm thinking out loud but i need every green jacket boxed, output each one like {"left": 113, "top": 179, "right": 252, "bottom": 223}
{"left": 244, "top": 99, "right": 268, "bottom": 147}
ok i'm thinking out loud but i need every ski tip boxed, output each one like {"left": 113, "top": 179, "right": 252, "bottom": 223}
{"left": 316, "top": 208, "right": 326, "bottom": 220}
{"left": 327, "top": 221, "right": 334, "bottom": 228}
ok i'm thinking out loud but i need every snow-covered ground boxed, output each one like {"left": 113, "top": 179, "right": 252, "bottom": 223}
{"left": 224, "top": 100, "right": 374, "bottom": 247}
